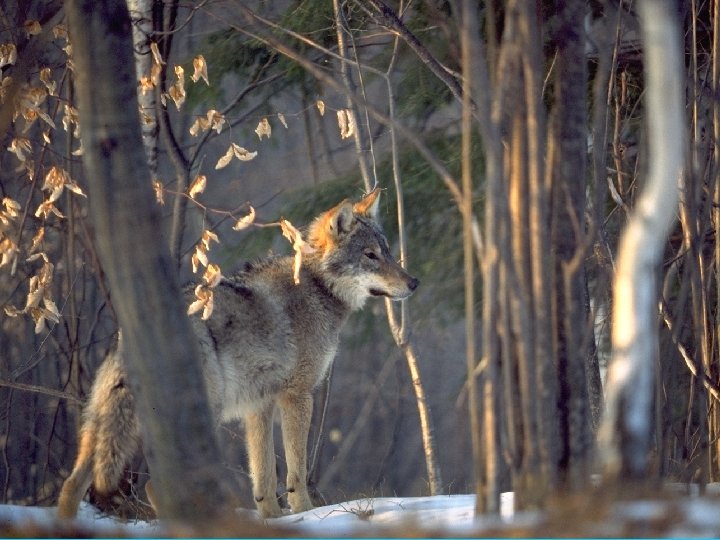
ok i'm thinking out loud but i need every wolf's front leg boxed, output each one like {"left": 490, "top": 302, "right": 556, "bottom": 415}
{"left": 244, "top": 403, "right": 284, "bottom": 518}
{"left": 279, "top": 392, "right": 314, "bottom": 514}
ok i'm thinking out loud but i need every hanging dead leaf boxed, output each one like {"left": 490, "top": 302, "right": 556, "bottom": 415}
{"left": 24, "top": 276, "right": 44, "bottom": 310}
{"left": 191, "top": 55, "right": 209, "bottom": 85}
{"left": 215, "top": 143, "right": 257, "bottom": 169}
{"left": 39, "top": 67, "right": 56, "bottom": 95}
{"left": 277, "top": 113, "right": 288, "bottom": 129}
{"left": 255, "top": 118, "right": 271, "bottom": 140}
{"left": 280, "top": 219, "right": 315, "bottom": 285}
{"left": 233, "top": 144, "right": 257, "bottom": 161}
{"left": 189, "top": 117, "right": 206, "bottom": 137}
{"left": 2, "top": 197, "right": 21, "bottom": 218}
{"left": 207, "top": 110, "right": 225, "bottom": 133}
{"left": 166, "top": 65, "right": 186, "bottom": 110}
{"left": 153, "top": 180, "right": 165, "bottom": 205}
{"left": 316, "top": 100, "right": 325, "bottom": 116}
{"left": 0, "top": 43, "right": 16, "bottom": 68}
{"left": 189, "top": 109, "right": 225, "bottom": 136}
{"left": 188, "top": 284, "right": 214, "bottom": 320}
{"left": 232, "top": 206, "right": 256, "bottom": 231}
{"left": 337, "top": 109, "right": 355, "bottom": 139}
{"left": 4, "top": 304, "right": 21, "bottom": 317}
{"left": 150, "top": 42, "right": 164, "bottom": 65}
{"left": 191, "top": 244, "right": 208, "bottom": 273}
{"left": 188, "top": 174, "right": 207, "bottom": 199}
{"left": 167, "top": 83, "right": 185, "bottom": 110}
{"left": 35, "top": 199, "right": 64, "bottom": 220}
{"left": 201, "top": 229, "right": 219, "bottom": 250}
{"left": 30, "top": 227, "right": 45, "bottom": 252}
{"left": 150, "top": 63, "right": 162, "bottom": 85}
{"left": 203, "top": 263, "right": 223, "bottom": 288}
{"left": 23, "top": 20, "right": 41, "bottom": 36}
{"left": 0, "top": 236, "right": 18, "bottom": 268}
{"left": 139, "top": 76, "right": 155, "bottom": 95}
{"left": 43, "top": 166, "right": 85, "bottom": 202}
{"left": 8, "top": 138, "right": 32, "bottom": 162}
{"left": 215, "top": 146, "right": 234, "bottom": 170}
{"left": 62, "top": 104, "right": 80, "bottom": 138}
{"left": 52, "top": 24, "right": 67, "bottom": 40}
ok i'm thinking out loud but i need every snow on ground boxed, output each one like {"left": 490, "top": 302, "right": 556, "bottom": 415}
{"left": 1, "top": 489, "right": 720, "bottom": 537}
{"left": 0, "top": 493, "right": 515, "bottom": 537}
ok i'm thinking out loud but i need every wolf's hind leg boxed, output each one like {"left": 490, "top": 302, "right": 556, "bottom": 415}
{"left": 245, "top": 403, "right": 283, "bottom": 518}
{"left": 57, "top": 428, "right": 95, "bottom": 519}
{"left": 278, "top": 392, "right": 314, "bottom": 514}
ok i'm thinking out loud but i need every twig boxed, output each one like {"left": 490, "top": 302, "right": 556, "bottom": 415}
{"left": 0, "top": 379, "right": 83, "bottom": 403}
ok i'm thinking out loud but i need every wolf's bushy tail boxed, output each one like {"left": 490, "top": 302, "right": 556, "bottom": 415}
{"left": 57, "top": 336, "right": 141, "bottom": 518}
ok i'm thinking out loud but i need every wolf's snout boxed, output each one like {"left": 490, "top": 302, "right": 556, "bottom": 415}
{"left": 408, "top": 277, "right": 419, "bottom": 291}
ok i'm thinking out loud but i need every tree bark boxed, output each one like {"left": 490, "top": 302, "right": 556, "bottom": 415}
{"left": 550, "top": 0, "right": 593, "bottom": 490}
{"left": 597, "top": 0, "right": 685, "bottom": 479}
{"left": 66, "top": 0, "right": 233, "bottom": 522}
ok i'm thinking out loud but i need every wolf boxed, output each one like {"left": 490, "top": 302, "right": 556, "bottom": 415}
{"left": 57, "top": 189, "right": 418, "bottom": 519}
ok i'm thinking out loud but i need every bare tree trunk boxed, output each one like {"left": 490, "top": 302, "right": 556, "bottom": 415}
{"left": 66, "top": 0, "right": 234, "bottom": 522}
{"left": 713, "top": 0, "right": 720, "bottom": 483}
{"left": 550, "top": 0, "right": 593, "bottom": 490}
{"left": 460, "top": 0, "right": 502, "bottom": 514}
{"left": 127, "top": 0, "right": 158, "bottom": 179}
{"left": 597, "top": 0, "right": 686, "bottom": 479}
{"left": 460, "top": 0, "right": 482, "bottom": 501}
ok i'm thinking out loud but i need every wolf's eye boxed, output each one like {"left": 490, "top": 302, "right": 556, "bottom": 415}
{"left": 364, "top": 250, "right": 379, "bottom": 261}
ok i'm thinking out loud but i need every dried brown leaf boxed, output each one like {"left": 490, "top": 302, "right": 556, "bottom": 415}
{"left": 201, "top": 229, "right": 219, "bottom": 250}
{"left": 232, "top": 143, "right": 257, "bottom": 161}
{"left": 39, "top": 67, "right": 56, "bottom": 95}
{"left": 2, "top": 197, "right": 21, "bottom": 218}
{"left": 30, "top": 227, "right": 44, "bottom": 252}
{"left": 215, "top": 146, "right": 234, "bottom": 170}
{"left": 24, "top": 20, "right": 41, "bottom": 36}
{"left": 188, "top": 174, "right": 207, "bottom": 199}
{"left": 203, "top": 263, "right": 223, "bottom": 288}
{"left": 0, "top": 43, "right": 16, "bottom": 68}
{"left": 280, "top": 219, "right": 315, "bottom": 285}
{"left": 8, "top": 138, "right": 32, "bottom": 161}
{"left": 232, "top": 206, "right": 256, "bottom": 231}
{"left": 191, "top": 55, "right": 209, "bottom": 85}
{"left": 150, "top": 42, "right": 164, "bottom": 65}
{"left": 153, "top": 180, "right": 165, "bottom": 205}
{"left": 255, "top": 118, "right": 271, "bottom": 140}
{"left": 337, "top": 109, "right": 355, "bottom": 139}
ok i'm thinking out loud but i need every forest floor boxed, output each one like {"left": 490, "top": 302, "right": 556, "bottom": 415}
{"left": 1, "top": 485, "right": 720, "bottom": 537}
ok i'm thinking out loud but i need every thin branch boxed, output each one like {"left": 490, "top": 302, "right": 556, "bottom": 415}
{"left": 0, "top": 379, "right": 83, "bottom": 404}
{"left": 361, "top": 0, "right": 466, "bottom": 109}
{"left": 660, "top": 301, "right": 720, "bottom": 403}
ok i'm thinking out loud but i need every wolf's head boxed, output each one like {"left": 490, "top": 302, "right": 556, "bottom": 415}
{"left": 307, "top": 189, "right": 419, "bottom": 311}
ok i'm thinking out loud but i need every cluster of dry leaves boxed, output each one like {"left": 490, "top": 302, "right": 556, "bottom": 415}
{"left": 1, "top": 21, "right": 85, "bottom": 333}
{"left": 1, "top": 16, "right": 362, "bottom": 331}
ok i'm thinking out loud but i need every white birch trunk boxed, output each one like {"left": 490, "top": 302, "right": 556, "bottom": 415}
{"left": 597, "top": 0, "right": 685, "bottom": 477}
{"left": 127, "top": 0, "right": 158, "bottom": 178}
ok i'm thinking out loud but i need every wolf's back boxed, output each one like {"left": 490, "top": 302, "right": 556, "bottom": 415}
{"left": 57, "top": 340, "right": 141, "bottom": 518}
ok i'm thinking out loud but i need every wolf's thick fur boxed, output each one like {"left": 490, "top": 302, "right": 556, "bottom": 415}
{"left": 57, "top": 190, "right": 418, "bottom": 519}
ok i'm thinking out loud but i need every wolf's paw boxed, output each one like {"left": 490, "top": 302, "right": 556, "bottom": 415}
{"left": 288, "top": 490, "right": 314, "bottom": 515}
{"left": 256, "top": 496, "right": 284, "bottom": 519}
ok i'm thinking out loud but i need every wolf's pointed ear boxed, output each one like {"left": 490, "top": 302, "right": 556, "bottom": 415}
{"left": 353, "top": 187, "right": 381, "bottom": 218}
{"left": 328, "top": 201, "right": 355, "bottom": 238}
